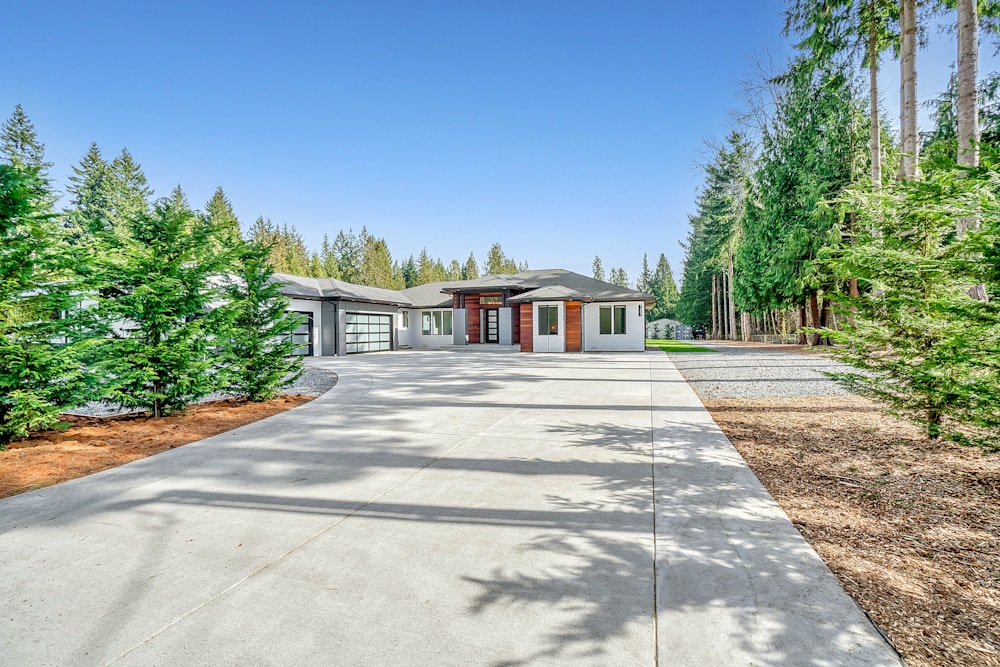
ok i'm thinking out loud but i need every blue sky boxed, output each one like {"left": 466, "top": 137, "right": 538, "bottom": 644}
{"left": 4, "top": 1, "right": 996, "bottom": 284}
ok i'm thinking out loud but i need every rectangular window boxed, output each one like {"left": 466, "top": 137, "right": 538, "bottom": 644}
{"left": 599, "top": 305, "right": 627, "bottom": 335}
{"left": 401, "top": 311, "right": 409, "bottom": 329}
{"left": 479, "top": 295, "right": 502, "bottom": 305}
{"left": 537, "top": 305, "right": 559, "bottom": 336}
{"left": 599, "top": 306, "right": 612, "bottom": 334}
{"left": 421, "top": 310, "right": 452, "bottom": 335}
{"left": 614, "top": 305, "right": 627, "bottom": 334}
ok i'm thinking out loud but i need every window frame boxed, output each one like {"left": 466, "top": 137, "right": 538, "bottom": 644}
{"left": 421, "top": 309, "right": 452, "bottom": 336}
{"left": 599, "top": 304, "right": 628, "bottom": 335}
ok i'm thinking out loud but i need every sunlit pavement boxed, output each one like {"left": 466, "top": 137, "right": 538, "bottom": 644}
{"left": 0, "top": 350, "right": 900, "bottom": 665}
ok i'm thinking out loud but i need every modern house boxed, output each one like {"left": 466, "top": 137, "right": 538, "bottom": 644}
{"left": 274, "top": 268, "right": 653, "bottom": 355}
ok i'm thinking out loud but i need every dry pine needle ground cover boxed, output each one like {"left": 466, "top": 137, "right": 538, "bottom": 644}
{"left": 0, "top": 395, "right": 313, "bottom": 499}
{"left": 703, "top": 381, "right": 1000, "bottom": 667}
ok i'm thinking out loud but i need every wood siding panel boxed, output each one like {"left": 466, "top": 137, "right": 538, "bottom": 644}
{"left": 566, "top": 301, "right": 582, "bottom": 352}
{"left": 511, "top": 304, "right": 521, "bottom": 344}
{"left": 519, "top": 304, "right": 533, "bottom": 352}
{"left": 467, "top": 295, "right": 481, "bottom": 344}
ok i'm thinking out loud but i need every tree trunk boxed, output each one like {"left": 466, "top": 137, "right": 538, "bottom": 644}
{"left": 727, "top": 254, "right": 737, "bottom": 341}
{"left": 900, "top": 0, "right": 919, "bottom": 181}
{"left": 741, "top": 312, "right": 752, "bottom": 342}
{"left": 798, "top": 303, "right": 807, "bottom": 345}
{"left": 809, "top": 293, "right": 822, "bottom": 346}
{"left": 819, "top": 296, "right": 832, "bottom": 346}
{"left": 869, "top": 0, "right": 882, "bottom": 189}
{"left": 956, "top": 0, "right": 979, "bottom": 174}
{"left": 711, "top": 273, "right": 718, "bottom": 339}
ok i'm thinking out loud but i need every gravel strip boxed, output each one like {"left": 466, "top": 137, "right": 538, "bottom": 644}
{"left": 666, "top": 342, "right": 853, "bottom": 399}
{"left": 64, "top": 366, "right": 338, "bottom": 417}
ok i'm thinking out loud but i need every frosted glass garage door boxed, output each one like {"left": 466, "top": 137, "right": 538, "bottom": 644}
{"left": 345, "top": 312, "right": 393, "bottom": 354}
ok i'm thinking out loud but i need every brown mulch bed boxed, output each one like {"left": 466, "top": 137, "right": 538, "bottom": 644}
{"left": 0, "top": 395, "right": 313, "bottom": 499}
{"left": 704, "top": 393, "right": 1000, "bottom": 667}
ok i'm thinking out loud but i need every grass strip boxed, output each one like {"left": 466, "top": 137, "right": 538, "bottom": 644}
{"left": 645, "top": 339, "right": 716, "bottom": 353}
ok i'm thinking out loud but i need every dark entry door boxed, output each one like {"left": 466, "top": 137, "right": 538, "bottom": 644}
{"left": 484, "top": 309, "right": 499, "bottom": 343}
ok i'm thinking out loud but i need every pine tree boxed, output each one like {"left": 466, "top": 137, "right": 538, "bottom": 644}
{"left": 107, "top": 148, "right": 153, "bottom": 236}
{"left": 0, "top": 105, "right": 52, "bottom": 173}
{"left": 219, "top": 240, "right": 303, "bottom": 401}
{"left": 204, "top": 187, "right": 242, "bottom": 255}
{"left": 91, "top": 186, "right": 233, "bottom": 418}
{"left": 484, "top": 242, "right": 518, "bottom": 275}
{"left": 649, "top": 254, "right": 679, "bottom": 320}
{"left": 401, "top": 255, "right": 418, "bottom": 287}
{"left": 320, "top": 234, "right": 341, "bottom": 278}
{"left": 446, "top": 259, "right": 463, "bottom": 281}
{"left": 0, "top": 165, "right": 94, "bottom": 443}
{"left": 463, "top": 252, "right": 479, "bottom": 280}
{"left": 638, "top": 253, "right": 652, "bottom": 293}
{"left": 592, "top": 256, "right": 605, "bottom": 281}
{"left": 359, "top": 235, "right": 403, "bottom": 288}
{"left": 609, "top": 267, "right": 630, "bottom": 288}
{"left": 66, "top": 142, "right": 113, "bottom": 240}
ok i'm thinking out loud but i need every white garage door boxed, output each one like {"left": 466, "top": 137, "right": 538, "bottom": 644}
{"left": 345, "top": 312, "right": 393, "bottom": 354}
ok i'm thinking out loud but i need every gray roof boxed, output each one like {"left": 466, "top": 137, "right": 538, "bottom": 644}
{"left": 400, "top": 280, "right": 464, "bottom": 308}
{"left": 513, "top": 269, "right": 655, "bottom": 303}
{"left": 273, "top": 268, "right": 653, "bottom": 309}
{"left": 272, "top": 273, "right": 414, "bottom": 306}
{"left": 508, "top": 285, "right": 592, "bottom": 303}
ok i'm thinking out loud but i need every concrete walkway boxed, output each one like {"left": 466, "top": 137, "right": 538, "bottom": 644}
{"left": 0, "top": 351, "right": 901, "bottom": 666}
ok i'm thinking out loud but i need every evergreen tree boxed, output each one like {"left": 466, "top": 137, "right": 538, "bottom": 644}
{"left": 91, "top": 186, "right": 233, "bottom": 418}
{"left": 638, "top": 253, "right": 652, "bottom": 293}
{"left": 484, "top": 242, "right": 518, "bottom": 274}
{"left": 649, "top": 254, "right": 679, "bottom": 320}
{"left": 278, "top": 223, "right": 310, "bottom": 275}
{"left": 320, "top": 234, "right": 341, "bottom": 279}
{"left": 332, "top": 228, "right": 365, "bottom": 283}
{"left": 308, "top": 252, "right": 323, "bottom": 277}
{"left": 65, "top": 142, "right": 113, "bottom": 240}
{"left": 828, "top": 167, "right": 1000, "bottom": 448}
{"left": 107, "top": 148, "right": 153, "bottom": 235}
{"left": 446, "top": 259, "right": 463, "bottom": 281}
{"left": 401, "top": 255, "right": 418, "bottom": 287}
{"left": 416, "top": 248, "right": 438, "bottom": 284}
{"left": 359, "top": 235, "right": 404, "bottom": 288}
{"left": 220, "top": 240, "right": 303, "bottom": 401}
{"left": 0, "top": 105, "right": 52, "bottom": 173}
{"left": 204, "top": 187, "right": 242, "bottom": 255}
{"left": 0, "top": 165, "right": 93, "bottom": 444}
{"left": 592, "top": 256, "right": 605, "bottom": 281}
{"left": 463, "top": 252, "right": 479, "bottom": 280}
{"left": 609, "top": 267, "right": 630, "bottom": 288}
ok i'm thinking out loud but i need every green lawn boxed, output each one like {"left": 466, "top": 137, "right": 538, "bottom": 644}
{"left": 645, "top": 339, "right": 717, "bottom": 353}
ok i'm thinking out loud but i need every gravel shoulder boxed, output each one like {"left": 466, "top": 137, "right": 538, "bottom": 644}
{"left": 667, "top": 341, "right": 1000, "bottom": 667}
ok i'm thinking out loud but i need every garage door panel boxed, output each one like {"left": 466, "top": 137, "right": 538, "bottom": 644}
{"left": 345, "top": 312, "right": 393, "bottom": 354}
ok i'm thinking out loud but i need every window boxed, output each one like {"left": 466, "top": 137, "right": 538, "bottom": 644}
{"left": 401, "top": 311, "right": 409, "bottom": 329}
{"left": 614, "top": 305, "right": 627, "bottom": 334}
{"left": 599, "top": 305, "right": 627, "bottom": 335}
{"left": 479, "top": 295, "right": 502, "bottom": 305}
{"left": 421, "top": 309, "right": 452, "bottom": 335}
{"left": 639, "top": 304, "right": 643, "bottom": 317}
{"left": 537, "top": 305, "right": 559, "bottom": 335}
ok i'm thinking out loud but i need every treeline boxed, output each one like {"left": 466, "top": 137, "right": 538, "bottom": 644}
{"left": 592, "top": 253, "right": 679, "bottom": 321}
{"left": 676, "top": 1, "right": 1000, "bottom": 447}
{"left": 248, "top": 220, "right": 527, "bottom": 289}
{"left": 0, "top": 107, "right": 302, "bottom": 445}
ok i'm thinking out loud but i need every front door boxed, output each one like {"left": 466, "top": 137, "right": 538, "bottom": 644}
{"left": 484, "top": 308, "right": 499, "bottom": 343}
{"left": 533, "top": 302, "right": 565, "bottom": 352}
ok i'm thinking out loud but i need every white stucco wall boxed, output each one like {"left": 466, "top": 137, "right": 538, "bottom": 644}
{"left": 582, "top": 301, "right": 646, "bottom": 352}
{"left": 287, "top": 298, "right": 323, "bottom": 356}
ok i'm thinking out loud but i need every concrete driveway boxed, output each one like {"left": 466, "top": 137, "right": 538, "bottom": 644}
{"left": 0, "top": 350, "right": 900, "bottom": 666}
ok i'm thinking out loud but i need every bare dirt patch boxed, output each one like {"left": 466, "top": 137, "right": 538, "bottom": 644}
{"left": 0, "top": 395, "right": 313, "bottom": 499}
{"left": 704, "top": 393, "right": 1000, "bottom": 667}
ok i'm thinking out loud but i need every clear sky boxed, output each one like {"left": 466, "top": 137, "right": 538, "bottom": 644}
{"left": 4, "top": 1, "right": 996, "bottom": 284}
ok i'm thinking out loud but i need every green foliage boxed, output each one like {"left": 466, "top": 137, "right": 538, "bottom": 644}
{"left": 825, "top": 167, "right": 1000, "bottom": 449}
{"left": 90, "top": 187, "right": 233, "bottom": 418}
{"left": 1, "top": 105, "right": 52, "bottom": 172}
{"left": 735, "top": 61, "right": 864, "bottom": 314}
{"left": 359, "top": 234, "right": 405, "bottom": 289}
{"left": 483, "top": 242, "right": 519, "bottom": 275}
{"left": 220, "top": 241, "right": 303, "bottom": 401}
{"left": 463, "top": 253, "right": 479, "bottom": 280}
{"left": 0, "top": 165, "right": 94, "bottom": 444}
{"left": 608, "top": 267, "right": 630, "bottom": 288}
{"left": 592, "top": 256, "right": 605, "bottom": 281}
{"left": 648, "top": 254, "right": 679, "bottom": 321}
{"left": 204, "top": 187, "right": 242, "bottom": 255}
